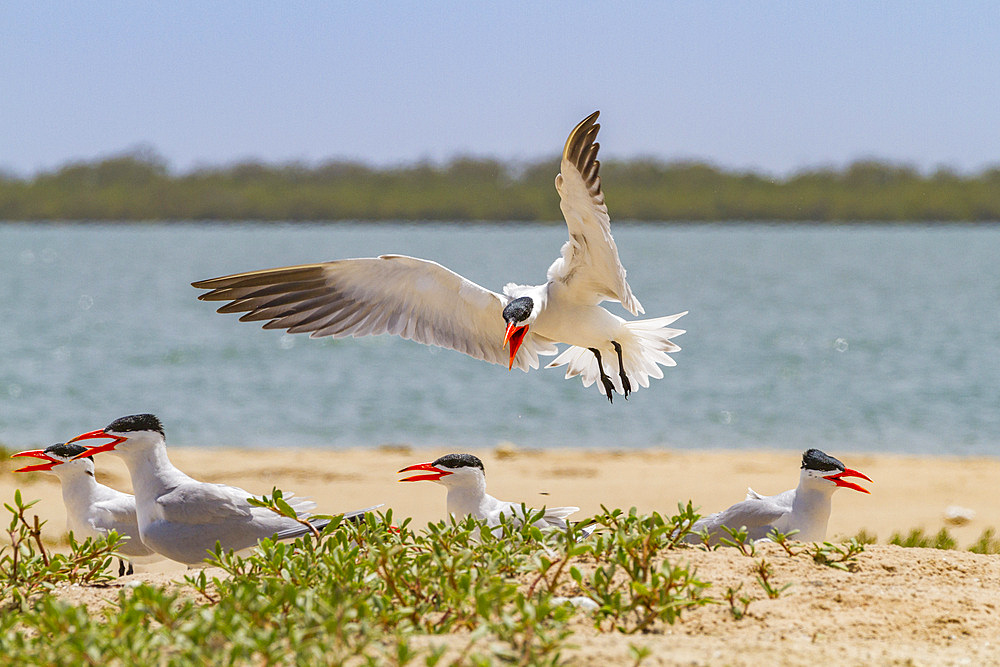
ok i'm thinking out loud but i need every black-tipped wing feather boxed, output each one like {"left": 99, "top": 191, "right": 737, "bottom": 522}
{"left": 194, "top": 255, "right": 555, "bottom": 370}
{"left": 550, "top": 111, "right": 643, "bottom": 316}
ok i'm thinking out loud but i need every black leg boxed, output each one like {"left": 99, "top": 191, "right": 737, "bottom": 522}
{"left": 611, "top": 341, "right": 631, "bottom": 400}
{"left": 127, "top": 561, "right": 134, "bottom": 576}
{"left": 118, "top": 559, "right": 126, "bottom": 577}
{"left": 589, "top": 347, "right": 615, "bottom": 403}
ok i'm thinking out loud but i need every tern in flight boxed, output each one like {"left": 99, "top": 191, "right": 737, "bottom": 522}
{"left": 398, "top": 453, "right": 584, "bottom": 530}
{"left": 12, "top": 442, "right": 161, "bottom": 575}
{"left": 67, "top": 414, "right": 381, "bottom": 565}
{"left": 193, "top": 111, "right": 686, "bottom": 402}
{"left": 686, "top": 448, "right": 872, "bottom": 545}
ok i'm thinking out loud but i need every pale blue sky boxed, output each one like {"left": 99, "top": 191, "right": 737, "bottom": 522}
{"left": 2, "top": 2, "right": 999, "bottom": 177}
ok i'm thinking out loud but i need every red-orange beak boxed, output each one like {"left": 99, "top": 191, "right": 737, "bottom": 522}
{"left": 823, "top": 468, "right": 873, "bottom": 494}
{"left": 66, "top": 429, "right": 127, "bottom": 459}
{"left": 398, "top": 462, "right": 453, "bottom": 483}
{"left": 11, "top": 449, "right": 61, "bottom": 473}
{"left": 503, "top": 322, "right": 529, "bottom": 370}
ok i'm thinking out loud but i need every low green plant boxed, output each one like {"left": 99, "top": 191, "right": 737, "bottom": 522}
{"left": 851, "top": 528, "right": 878, "bottom": 544}
{"left": 0, "top": 492, "right": 900, "bottom": 664}
{"left": 879, "top": 526, "right": 1000, "bottom": 553}
{"left": 766, "top": 528, "right": 804, "bottom": 556}
{"left": 570, "top": 504, "right": 712, "bottom": 633}
{"left": 723, "top": 583, "right": 753, "bottom": 620}
{"left": 247, "top": 487, "right": 331, "bottom": 540}
{"left": 968, "top": 528, "right": 1000, "bottom": 555}
{"left": 889, "top": 527, "right": 957, "bottom": 550}
{"left": 628, "top": 642, "right": 653, "bottom": 666}
{"left": 185, "top": 509, "right": 579, "bottom": 663}
{"left": 810, "top": 538, "right": 866, "bottom": 571}
{"left": 718, "top": 525, "right": 756, "bottom": 557}
{"left": 753, "top": 558, "right": 792, "bottom": 599}
{"left": 1, "top": 490, "right": 119, "bottom": 610}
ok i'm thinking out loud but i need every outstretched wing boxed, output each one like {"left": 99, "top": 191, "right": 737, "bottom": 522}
{"left": 548, "top": 111, "right": 643, "bottom": 316}
{"left": 194, "top": 255, "right": 556, "bottom": 370}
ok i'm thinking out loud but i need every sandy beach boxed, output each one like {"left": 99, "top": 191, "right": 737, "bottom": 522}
{"left": 3, "top": 445, "right": 999, "bottom": 665}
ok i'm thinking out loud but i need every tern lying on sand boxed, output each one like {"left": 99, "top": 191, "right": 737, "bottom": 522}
{"left": 398, "top": 453, "right": 586, "bottom": 531}
{"left": 686, "top": 448, "right": 872, "bottom": 544}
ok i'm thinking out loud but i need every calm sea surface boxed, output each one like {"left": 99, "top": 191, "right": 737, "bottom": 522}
{"left": 1, "top": 222, "right": 998, "bottom": 456}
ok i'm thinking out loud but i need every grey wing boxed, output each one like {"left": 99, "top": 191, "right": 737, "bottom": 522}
{"left": 90, "top": 498, "right": 140, "bottom": 534}
{"left": 549, "top": 111, "right": 643, "bottom": 316}
{"left": 194, "top": 255, "right": 555, "bottom": 371}
{"left": 156, "top": 483, "right": 255, "bottom": 525}
{"left": 692, "top": 499, "right": 788, "bottom": 542}
{"left": 90, "top": 494, "right": 159, "bottom": 558}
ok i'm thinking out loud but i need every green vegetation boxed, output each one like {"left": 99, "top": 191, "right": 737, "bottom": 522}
{"left": 1, "top": 493, "right": 877, "bottom": 664}
{"left": 810, "top": 539, "right": 868, "bottom": 571}
{"left": 968, "top": 528, "right": 1000, "bottom": 555}
{"left": 890, "top": 527, "right": 958, "bottom": 550}
{"left": 2, "top": 490, "right": 120, "bottom": 609}
{"left": 2, "top": 149, "right": 999, "bottom": 222}
{"left": 855, "top": 527, "right": 1000, "bottom": 554}
{"left": 570, "top": 504, "right": 711, "bottom": 633}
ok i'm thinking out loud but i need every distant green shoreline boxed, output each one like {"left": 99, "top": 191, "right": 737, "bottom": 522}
{"left": 3, "top": 150, "right": 998, "bottom": 222}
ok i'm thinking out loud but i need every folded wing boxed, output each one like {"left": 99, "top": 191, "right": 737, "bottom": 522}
{"left": 155, "top": 483, "right": 255, "bottom": 525}
{"left": 689, "top": 499, "right": 788, "bottom": 544}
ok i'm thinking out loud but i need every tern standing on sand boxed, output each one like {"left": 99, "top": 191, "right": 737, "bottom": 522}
{"left": 686, "top": 448, "right": 872, "bottom": 544}
{"left": 12, "top": 442, "right": 161, "bottom": 575}
{"left": 398, "top": 453, "right": 582, "bottom": 530}
{"left": 67, "top": 414, "right": 380, "bottom": 566}
{"left": 193, "top": 112, "right": 686, "bottom": 403}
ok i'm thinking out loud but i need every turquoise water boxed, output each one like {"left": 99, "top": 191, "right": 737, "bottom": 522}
{"left": 1, "top": 222, "right": 998, "bottom": 455}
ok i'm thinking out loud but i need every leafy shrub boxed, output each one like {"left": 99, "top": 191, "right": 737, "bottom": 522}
{"left": 1, "top": 490, "right": 119, "bottom": 611}
{"left": 967, "top": 529, "right": 1000, "bottom": 555}
{"left": 889, "top": 528, "right": 958, "bottom": 550}
{"left": 0, "top": 492, "right": 900, "bottom": 664}
{"left": 570, "top": 503, "right": 712, "bottom": 633}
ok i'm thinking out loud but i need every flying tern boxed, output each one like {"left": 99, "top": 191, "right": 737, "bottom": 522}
{"left": 192, "top": 111, "right": 686, "bottom": 402}
{"left": 398, "top": 453, "right": 583, "bottom": 530}
{"left": 12, "top": 442, "right": 161, "bottom": 575}
{"left": 686, "top": 448, "right": 872, "bottom": 545}
{"left": 66, "top": 414, "right": 381, "bottom": 566}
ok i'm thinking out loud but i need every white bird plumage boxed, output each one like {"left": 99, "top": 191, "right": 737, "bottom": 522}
{"left": 686, "top": 448, "right": 873, "bottom": 544}
{"left": 398, "top": 453, "right": 582, "bottom": 530}
{"left": 12, "top": 442, "right": 161, "bottom": 575}
{"left": 67, "top": 414, "right": 380, "bottom": 566}
{"left": 192, "top": 111, "right": 686, "bottom": 402}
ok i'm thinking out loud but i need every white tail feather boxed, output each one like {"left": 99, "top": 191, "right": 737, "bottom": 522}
{"left": 545, "top": 312, "right": 687, "bottom": 397}
{"left": 544, "top": 506, "right": 581, "bottom": 520}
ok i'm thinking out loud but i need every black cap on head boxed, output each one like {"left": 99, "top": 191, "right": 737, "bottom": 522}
{"left": 801, "top": 448, "right": 845, "bottom": 472}
{"left": 45, "top": 442, "right": 90, "bottom": 460}
{"left": 105, "top": 414, "right": 165, "bottom": 436}
{"left": 432, "top": 453, "right": 485, "bottom": 474}
{"left": 502, "top": 297, "right": 533, "bottom": 325}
